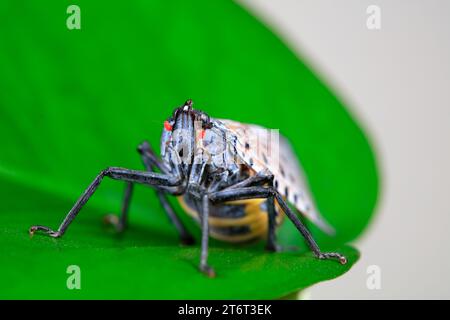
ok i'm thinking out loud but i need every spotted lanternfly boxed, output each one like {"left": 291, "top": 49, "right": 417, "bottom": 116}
{"left": 29, "top": 100, "right": 347, "bottom": 277}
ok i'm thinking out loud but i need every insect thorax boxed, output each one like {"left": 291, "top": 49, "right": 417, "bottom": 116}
{"left": 160, "top": 122, "right": 250, "bottom": 185}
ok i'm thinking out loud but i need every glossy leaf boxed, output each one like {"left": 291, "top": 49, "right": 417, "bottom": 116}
{"left": 0, "top": 0, "right": 377, "bottom": 298}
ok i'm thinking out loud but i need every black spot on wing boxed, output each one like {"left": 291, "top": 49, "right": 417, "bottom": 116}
{"left": 279, "top": 165, "right": 285, "bottom": 177}
{"left": 262, "top": 152, "right": 268, "bottom": 164}
{"left": 284, "top": 186, "right": 289, "bottom": 198}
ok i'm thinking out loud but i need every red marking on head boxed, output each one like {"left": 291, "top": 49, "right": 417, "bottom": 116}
{"left": 198, "top": 129, "right": 206, "bottom": 139}
{"left": 164, "top": 121, "right": 173, "bottom": 131}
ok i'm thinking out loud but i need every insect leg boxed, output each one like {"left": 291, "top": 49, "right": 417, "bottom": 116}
{"left": 103, "top": 141, "right": 177, "bottom": 233}
{"left": 29, "top": 167, "right": 182, "bottom": 238}
{"left": 209, "top": 187, "right": 347, "bottom": 264}
{"left": 222, "top": 169, "right": 274, "bottom": 190}
{"left": 138, "top": 141, "right": 195, "bottom": 245}
{"left": 222, "top": 172, "right": 280, "bottom": 251}
{"left": 265, "top": 193, "right": 280, "bottom": 252}
{"left": 199, "top": 194, "right": 215, "bottom": 277}
{"left": 104, "top": 181, "right": 133, "bottom": 232}
{"left": 137, "top": 141, "right": 169, "bottom": 173}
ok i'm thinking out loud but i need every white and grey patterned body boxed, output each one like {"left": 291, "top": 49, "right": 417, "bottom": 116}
{"left": 159, "top": 115, "right": 334, "bottom": 242}
{"left": 213, "top": 118, "right": 334, "bottom": 234}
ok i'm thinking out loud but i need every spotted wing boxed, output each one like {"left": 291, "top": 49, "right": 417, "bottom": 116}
{"left": 214, "top": 118, "right": 334, "bottom": 234}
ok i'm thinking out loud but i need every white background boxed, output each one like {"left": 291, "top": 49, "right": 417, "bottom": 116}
{"left": 240, "top": 0, "right": 450, "bottom": 299}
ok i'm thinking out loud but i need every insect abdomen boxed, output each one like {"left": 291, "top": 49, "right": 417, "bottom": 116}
{"left": 177, "top": 196, "right": 281, "bottom": 243}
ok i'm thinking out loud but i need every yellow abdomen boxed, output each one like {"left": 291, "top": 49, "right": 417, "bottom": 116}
{"left": 177, "top": 196, "right": 283, "bottom": 243}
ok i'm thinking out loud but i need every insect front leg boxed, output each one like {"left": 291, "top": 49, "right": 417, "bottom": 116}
{"left": 209, "top": 187, "right": 347, "bottom": 265}
{"left": 137, "top": 141, "right": 195, "bottom": 245}
{"left": 199, "top": 194, "right": 215, "bottom": 277}
{"left": 29, "top": 167, "right": 182, "bottom": 238}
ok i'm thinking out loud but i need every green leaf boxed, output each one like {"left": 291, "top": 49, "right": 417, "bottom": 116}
{"left": 0, "top": 0, "right": 377, "bottom": 298}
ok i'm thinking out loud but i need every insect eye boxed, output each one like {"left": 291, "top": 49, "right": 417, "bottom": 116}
{"left": 164, "top": 120, "right": 173, "bottom": 131}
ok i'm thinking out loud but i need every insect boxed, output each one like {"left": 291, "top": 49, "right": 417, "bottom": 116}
{"left": 29, "top": 100, "right": 347, "bottom": 277}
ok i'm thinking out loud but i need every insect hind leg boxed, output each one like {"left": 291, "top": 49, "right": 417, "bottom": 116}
{"left": 209, "top": 186, "right": 347, "bottom": 265}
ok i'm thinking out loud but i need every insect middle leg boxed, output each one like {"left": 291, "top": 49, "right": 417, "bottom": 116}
{"left": 209, "top": 187, "right": 347, "bottom": 264}
{"left": 137, "top": 141, "right": 195, "bottom": 245}
{"left": 103, "top": 181, "right": 133, "bottom": 232}
{"left": 29, "top": 167, "right": 181, "bottom": 238}
{"left": 219, "top": 171, "right": 279, "bottom": 252}
{"left": 265, "top": 194, "right": 279, "bottom": 252}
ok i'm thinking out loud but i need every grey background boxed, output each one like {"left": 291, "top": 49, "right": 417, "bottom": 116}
{"left": 240, "top": 0, "right": 450, "bottom": 299}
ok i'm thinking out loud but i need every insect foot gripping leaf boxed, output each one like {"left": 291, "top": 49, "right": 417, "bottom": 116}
{"left": 28, "top": 100, "right": 348, "bottom": 280}
{"left": 0, "top": 0, "right": 376, "bottom": 298}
